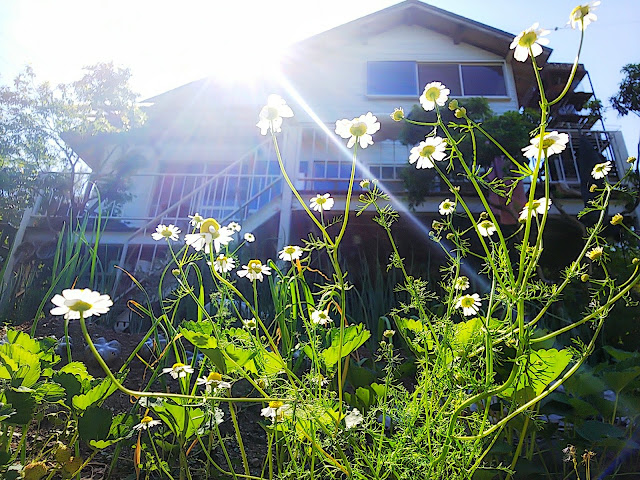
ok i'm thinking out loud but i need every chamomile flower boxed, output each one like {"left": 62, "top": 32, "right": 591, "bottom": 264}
{"left": 477, "top": 220, "right": 497, "bottom": 237}
{"left": 359, "top": 179, "right": 371, "bottom": 189}
{"left": 151, "top": 224, "right": 181, "bottom": 241}
{"left": 227, "top": 221, "right": 242, "bottom": 232}
{"left": 439, "top": 198, "right": 456, "bottom": 216}
{"left": 454, "top": 276, "right": 470, "bottom": 291}
{"left": 310, "top": 193, "right": 334, "bottom": 212}
{"left": 570, "top": 1, "right": 600, "bottom": 30}
{"left": 409, "top": 136, "right": 447, "bottom": 169}
{"left": 345, "top": 408, "right": 364, "bottom": 429}
{"left": 420, "top": 82, "right": 450, "bottom": 111}
{"left": 522, "top": 131, "right": 569, "bottom": 158}
{"left": 185, "top": 218, "right": 233, "bottom": 254}
{"left": 257, "top": 94, "right": 294, "bottom": 135}
{"left": 279, "top": 245, "right": 303, "bottom": 262}
{"left": 133, "top": 416, "right": 161, "bottom": 431}
{"left": 518, "top": 197, "right": 552, "bottom": 222}
{"left": 335, "top": 112, "right": 380, "bottom": 149}
{"left": 50, "top": 289, "right": 113, "bottom": 320}
{"left": 261, "top": 401, "right": 290, "bottom": 423}
{"left": 390, "top": 107, "right": 405, "bottom": 122}
{"left": 611, "top": 213, "right": 624, "bottom": 226}
{"left": 244, "top": 233, "right": 255, "bottom": 243}
{"left": 237, "top": 259, "right": 271, "bottom": 282}
{"left": 212, "top": 254, "right": 235, "bottom": 273}
{"left": 311, "top": 309, "right": 333, "bottom": 326}
{"left": 162, "top": 362, "right": 194, "bottom": 379}
{"left": 189, "top": 213, "right": 205, "bottom": 228}
{"left": 197, "top": 371, "right": 232, "bottom": 393}
{"left": 585, "top": 246, "right": 604, "bottom": 261}
{"left": 456, "top": 293, "right": 482, "bottom": 316}
{"left": 510, "top": 23, "right": 550, "bottom": 62}
{"left": 242, "top": 318, "right": 257, "bottom": 330}
{"left": 591, "top": 161, "right": 611, "bottom": 179}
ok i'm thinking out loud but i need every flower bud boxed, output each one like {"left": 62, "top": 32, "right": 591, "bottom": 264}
{"left": 454, "top": 107, "right": 466, "bottom": 118}
{"left": 610, "top": 213, "right": 623, "bottom": 226}
{"left": 627, "top": 156, "right": 636, "bottom": 164}
{"left": 448, "top": 99, "right": 459, "bottom": 111}
{"left": 480, "top": 212, "right": 488, "bottom": 220}
{"left": 589, "top": 184, "right": 597, "bottom": 193}
{"left": 633, "top": 258, "right": 640, "bottom": 265}
{"left": 23, "top": 462, "right": 48, "bottom": 480}
{"left": 581, "top": 274, "right": 590, "bottom": 282}
{"left": 383, "top": 329, "right": 395, "bottom": 338}
{"left": 172, "top": 268, "right": 181, "bottom": 276}
{"left": 446, "top": 233, "right": 455, "bottom": 240}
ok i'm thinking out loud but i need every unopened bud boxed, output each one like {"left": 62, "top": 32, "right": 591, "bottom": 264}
{"left": 454, "top": 107, "right": 467, "bottom": 118}
{"left": 633, "top": 258, "right": 640, "bottom": 265}
{"left": 383, "top": 329, "right": 395, "bottom": 338}
{"left": 172, "top": 268, "right": 181, "bottom": 276}
{"left": 480, "top": 212, "right": 489, "bottom": 220}
{"left": 581, "top": 274, "right": 590, "bottom": 282}
{"left": 448, "top": 99, "right": 459, "bottom": 111}
{"left": 627, "top": 156, "right": 636, "bottom": 164}
{"left": 446, "top": 233, "right": 455, "bottom": 240}
{"left": 589, "top": 184, "right": 597, "bottom": 193}
{"left": 23, "top": 462, "right": 48, "bottom": 480}
{"left": 610, "top": 213, "right": 623, "bottom": 226}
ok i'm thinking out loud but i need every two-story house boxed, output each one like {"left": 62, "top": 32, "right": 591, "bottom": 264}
{"left": 3, "top": 0, "right": 631, "bottom": 307}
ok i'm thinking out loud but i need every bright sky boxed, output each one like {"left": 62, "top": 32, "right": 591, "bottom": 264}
{"left": 0, "top": 0, "right": 638, "bottom": 154}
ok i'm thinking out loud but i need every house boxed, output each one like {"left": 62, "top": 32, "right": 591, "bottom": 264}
{"left": 2, "top": 0, "right": 631, "bottom": 306}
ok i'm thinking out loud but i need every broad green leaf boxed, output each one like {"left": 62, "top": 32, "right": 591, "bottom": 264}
{"left": 602, "top": 367, "right": 640, "bottom": 393}
{"left": 155, "top": 401, "right": 205, "bottom": 439}
{"left": 500, "top": 348, "right": 572, "bottom": 401}
{"left": 393, "top": 316, "right": 432, "bottom": 354}
{"left": 59, "top": 362, "right": 94, "bottom": 384}
{"left": 89, "top": 412, "right": 136, "bottom": 449}
{"left": 603, "top": 345, "right": 640, "bottom": 362}
{"left": 52, "top": 372, "right": 82, "bottom": 406}
{"left": 0, "top": 344, "right": 41, "bottom": 387}
{"left": 78, "top": 406, "right": 112, "bottom": 443}
{"left": 72, "top": 377, "right": 118, "bottom": 411}
{"left": 575, "top": 420, "right": 625, "bottom": 442}
{"left": 320, "top": 324, "right": 371, "bottom": 370}
{"left": 258, "top": 351, "right": 286, "bottom": 376}
{"left": 224, "top": 345, "right": 257, "bottom": 374}
{"left": 180, "top": 322, "right": 218, "bottom": 349}
{"left": 2, "top": 389, "right": 36, "bottom": 425}
{"left": 34, "top": 382, "right": 66, "bottom": 403}
{"left": 0, "top": 403, "right": 16, "bottom": 422}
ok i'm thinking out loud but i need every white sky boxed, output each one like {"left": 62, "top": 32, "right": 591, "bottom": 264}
{"left": 0, "top": 0, "right": 638, "bottom": 155}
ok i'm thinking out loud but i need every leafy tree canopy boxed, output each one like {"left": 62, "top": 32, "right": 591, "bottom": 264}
{"left": 610, "top": 63, "right": 640, "bottom": 118}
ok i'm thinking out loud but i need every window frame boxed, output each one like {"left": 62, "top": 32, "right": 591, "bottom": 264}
{"left": 366, "top": 61, "right": 510, "bottom": 99}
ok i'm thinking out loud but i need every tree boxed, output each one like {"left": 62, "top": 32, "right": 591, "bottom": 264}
{"left": 0, "top": 62, "right": 145, "bottom": 225}
{"left": 610, "top": 63, "right": 640, "bottom": 118}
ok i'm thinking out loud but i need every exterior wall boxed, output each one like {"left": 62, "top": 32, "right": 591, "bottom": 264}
{"left": 282, "top": 24, "right": 519, "bottom": 125}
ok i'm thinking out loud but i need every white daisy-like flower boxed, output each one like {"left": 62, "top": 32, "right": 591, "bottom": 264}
{"left": 585, "top": 246, "right": 604, "bottom": 261}
{"left": 261, "top": 400, "right": 290, "bottom": 423}
{"left": 439, "top": 198, "right": 456, "bottom": 216}
{"left": 335, "top": 112, "right": 380, "bottom": 149}
{"left": 279, "top": 245, "right": 303, "bottom": 262}
{"left": 477, "top": 220, "right": 497, "bottom": 237}
{"left": 244, "top": 232, "right": 255, "bottom": 243}
{"left": 510, "top": 23, "right": 550, "bottom": 62}
{"left": 257, "top": 94, "right": 294, "bottom": 135}
{"left": 311, "top": 309, "right": 333, "bottom": 326}
{"left": 344, "top": 408, "right": 364, "bottom": 429}
{"left": 237, "top": 259, "right": 272, "bottom": 282}
{"left": 570, "top": 1, "right": 600, "bottom": 30}
{"left": 185, "top": 218, "right": 233, "bottom": 254}
{"left": 420, "top": 82, "right": 450, "bottom": 111}
{"left": 454, "top": 276, "right": 470, "bottom": 291}
{"left": 522, "top": 131, "right": 569, "bottom": 158}
{"left": 242, "top": 318, "right": 257, "bottom": 330}
{"left": 409, "top": 136, "right": 447, "bottom": 169}
{"left": 212, "top": 254, "right": 235, "bottom": 273}
{"left": 591, "top": 161, "right": 611, "bottom": 180}
{"left": 133, "top": 415, "right": 161, "bottom": 431}
{"left": 161, "top": 362, "right": 194, "bottom": 379}
{"left": 151, "top": 224, "right": 181, "bottom": 242}
{"left": 227, "top": 221, "right": 242, "bottom": 232}
{"left": 310, "top": 193, "right": 334, "bottom": 212}
{"left": 519, "top": 197, "right": 552, "bottom": 222}
{"left": 455, "top": 293, "right": 482, "bottom": 316}
{"left": 197, "top": 371, "right": 232, "bottom": 393}
{"left": 50, "top": 289, "right": 113, "bottom": 320}
{"left": 359, "top": 179, "right": 371, "bottom": 189}
{"left": 189, "top": 213, "right": 205, "bottom": 228}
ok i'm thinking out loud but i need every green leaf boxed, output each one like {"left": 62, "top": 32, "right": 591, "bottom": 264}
{"left": 0, "top": 344, "right": 41, "bottom": 387}
{"left": 59, "top": 361, "right": 94, "bottom": 384}
{"left": 180, "top": 322, "right": 218, "bottom": 349}
{"left": 575, "top": 420, "right": 625, "bottom": 442}
{"left": 0, "top": 402, "right": 16, "bottom": 422}
{"left": 500, "top": 348, "right": 572, "bottom": 401}
{"left": 602, "top": 367, "right": 640, "bottom": 393}
{"left": 34, "top": 382, "right": 66, "bottom": 403}
{"left": 78, "top": 406, "right": 112, "bottom": 443}
{"left": 88, "top": 412, "right": 136, "bottom": 449}
{"left": 224, "top": 345, "right": 257, "bottom": 374}
{"left": 320, "top": 324, "right": 371, "bottom": 370}
{"left": 603, "top": 345, "right": 640, "bottom": 362}
{"left": 72, "top": 377, "right": 118, "bottom": 411}
{"left": 52, "top": 372, "right": 82, "bottom": 407}
{"left": 393, "top": 316, "right": 432, "bottom": 354}
{"left": 2, "top": 389, "right": 36, "bottom": 425}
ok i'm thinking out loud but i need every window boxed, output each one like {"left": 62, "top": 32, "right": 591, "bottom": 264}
{"left": 367, "top": 61, "right": 507, "bottom": 97}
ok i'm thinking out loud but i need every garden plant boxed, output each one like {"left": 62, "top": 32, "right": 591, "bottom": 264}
{"left": 2, "top": 2, "right": 639, "bottom": 479}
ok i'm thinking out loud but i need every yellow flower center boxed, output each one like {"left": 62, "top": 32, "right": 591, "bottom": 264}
{"left": 424, "top": 86, "right": 441, "bottom": 102}
{"left": 540, "top": 137, "right": 555, "bottom": 149}
{"left": 316, "top": 197, "right": 327, "bottom": 205}
{"left": 571, "top": 5, "right": 590, "bottom": 19}
{"left": 284, "top": 246, "right": 296, "bottom": 254}
{"left": 207, "top": 372, "right": 223, "bottom": 382}
{"left": 349, "top": 121, "right": 368, "bottom": 137}
{"left": 248, "top": 260, "right": 263, "bottom": 273}
{"left": 200, "top": 218, "right": 220, "bottom": 234}
{"left": 264, "top": 106, "right": 280, "bottom": 121}
{"left": 518, "top": 31, "right": 538, "bottom": 48}
{"left": 172, "top": 362, "right": 185, "bottom": 369}
{"left": 269, "top": 400, "right": 283, "bottom": 409}
{"left": 460, "top": 296, "right": 476, "bottom": 308}
{"left": 141, "top": 415, "right": 153, "bottom": 424}
{"left": 161, "top": 228, "right": 173, "bottom": 238}
{"left": 66, "top": 299, "right": 92, "bottom": 312}
{"left": 391, "top": 108, "right": 404, "bottom": 121}
{"left": 420, "top": 145, "right": 436, "bottom": 158}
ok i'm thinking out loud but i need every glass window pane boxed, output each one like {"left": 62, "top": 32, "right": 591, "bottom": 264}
{"left": 367, "top": 61, "right": 417, "bottom": 96}
{"left": 326, "top": 162, "right": 339, "bottom": 178}
{"left": 418, "top": 64, "right": 462, "bottom": 96}
{"left": 461, "top": 65, "right": 507, "bottom": 96}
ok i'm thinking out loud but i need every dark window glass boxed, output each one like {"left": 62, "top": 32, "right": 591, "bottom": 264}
{"left": 418, "top": 63, "right": 462, "bottom": 96}
{"left": 367, "top": 61, "right": 417, "bottom": 95}
{"left": 461, "top": 65, "right": 507, "bottom": 96}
